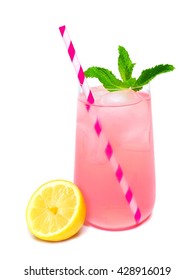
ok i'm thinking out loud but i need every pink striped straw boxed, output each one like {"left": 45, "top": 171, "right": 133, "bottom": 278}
{"left": 59, "top": 25, "right": 141, "bottom": 223}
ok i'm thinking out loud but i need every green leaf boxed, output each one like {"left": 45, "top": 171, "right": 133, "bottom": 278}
{"left": 85, "top": 67, "right": 127, "bottom": 92}
{"left": 85, "top": 46, "right": 175, "bottom": 93}
{"left": 123, "top": 77, "right": 136, "bottom": 88}
{"left": 135, "top": 64, "right": 175, "bottom": 88}
{"left": 118, "top": 46, "right": 136, "bottom": 81}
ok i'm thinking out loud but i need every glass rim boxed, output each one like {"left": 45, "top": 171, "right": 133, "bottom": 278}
{"left": 78, "top": 84, "right": 151, "bottom": 108}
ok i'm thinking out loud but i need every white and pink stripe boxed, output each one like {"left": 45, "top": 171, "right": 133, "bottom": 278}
{"left": 59, "top": 25, "right": 141, "bottom": 223}
{"left": 59, "top": 25, "right": 94, "bottom": 105}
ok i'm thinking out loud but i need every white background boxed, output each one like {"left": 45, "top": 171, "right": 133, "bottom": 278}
{"left": 0, "top": 0, "right": 195, "bottom": 279}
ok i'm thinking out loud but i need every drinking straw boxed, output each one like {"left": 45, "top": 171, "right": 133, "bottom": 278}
{"left": 59, "top": 25, "right": 141, "bottom": 223}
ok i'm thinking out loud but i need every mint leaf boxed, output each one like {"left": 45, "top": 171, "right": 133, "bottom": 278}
{"left": 85, "top": 67, "right": 127, "bottom": 92}
{"left": 118, "top": 46, "right": 135, "bottom": 81}
{"left": 134, "top": 64, "right": 175, "bottom": 89}
{"left": 85, "top": 47, "right": 175, "bottom": 93}
{"left": 123, "top": 77, "right": 136, "bottom": 88}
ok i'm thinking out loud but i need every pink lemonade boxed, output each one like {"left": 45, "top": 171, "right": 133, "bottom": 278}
{"left": 74, "top": 85, "right": 155, "bottom": 230}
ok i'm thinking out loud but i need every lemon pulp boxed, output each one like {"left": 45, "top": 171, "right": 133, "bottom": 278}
{"left": 26, "top": 180, "right": 86, "bottom": 241}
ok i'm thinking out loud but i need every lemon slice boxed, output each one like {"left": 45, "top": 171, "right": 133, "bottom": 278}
{"left": 26, "top": 180, "right": 86, "bottom": 241}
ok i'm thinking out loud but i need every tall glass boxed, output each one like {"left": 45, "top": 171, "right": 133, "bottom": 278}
{"left": 74, "top": 85, "right": 155, "bottom": 230}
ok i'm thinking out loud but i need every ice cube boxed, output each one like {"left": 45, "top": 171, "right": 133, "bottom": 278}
{"left": 91, "top": 86, "right": 108, "bottom": 102}
{"left": 100, "top": 90, "right": 137, "bottom": 106}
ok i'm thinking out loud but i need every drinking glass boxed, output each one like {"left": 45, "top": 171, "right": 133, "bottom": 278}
{"left": 74, "top": 85, "right": 155, "bottom": 230}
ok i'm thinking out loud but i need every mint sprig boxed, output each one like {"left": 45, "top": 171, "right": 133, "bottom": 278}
{"left": 85, "top": 46, "right": 175, "bottom": 92}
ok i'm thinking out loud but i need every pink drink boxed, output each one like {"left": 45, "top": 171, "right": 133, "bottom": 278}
{"left": 74, "top": 86, "right": 155, "bottom": 230}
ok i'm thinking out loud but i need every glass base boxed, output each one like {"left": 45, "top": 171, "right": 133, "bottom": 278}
{"left": 84, "top": 214, "right": 152, "bottom": 231}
